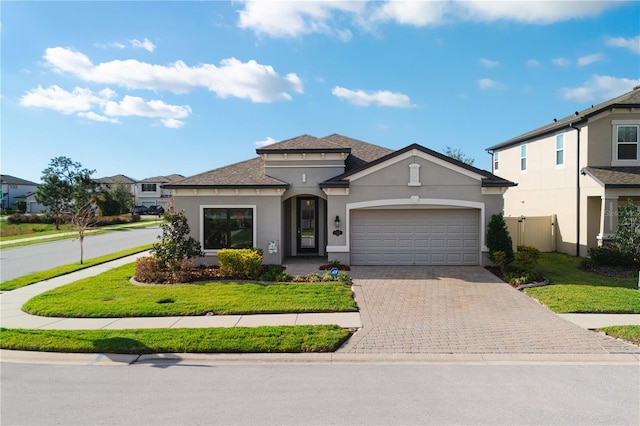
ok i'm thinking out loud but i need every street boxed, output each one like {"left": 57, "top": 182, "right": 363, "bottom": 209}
{"left": 1, "top": 362, "right": 638, "bottom": 425}
{"left": 0, "top": 227, "right": 160, "bottom": 282}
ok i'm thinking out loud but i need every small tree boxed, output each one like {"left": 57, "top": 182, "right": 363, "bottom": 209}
{"left": 71, "top": 202, "right": 96, "bottom": 264}
{"left": 151, "top": 211, "right": 204, "bottom": 272}
{"left": 486, "top": 213, "right": 514, "bottom": 264}
{"left": 443, "top": 146, "right": 475, "bottom": 166}
{"left": 613, "top": 200, "right": 640, "bottom": 263}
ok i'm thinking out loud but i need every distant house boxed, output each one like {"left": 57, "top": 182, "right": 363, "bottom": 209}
{"left": 0, "top": 175, "right": 39, "bottom": 211}
{"left": 164, "top": 134, "right": 514, "bottom": 266}
{"left": 95, "top": 174, "right": 137, "bottom": 195}
{"left": 486, "top": 86, "right": 640, "bottom": 256}
{"left": 135, "top": 174, "right": 185, "bottom": 210}
{"left": 22, "top": 192, "right": 46, "bottom": 214}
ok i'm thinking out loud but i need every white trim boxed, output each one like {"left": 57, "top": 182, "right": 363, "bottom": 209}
{"left": 327, "top": 198, "right": 487, "bottom": 260}
{"left": 200, "top": 204, "right": 257, "bottom": 254}
{"left": 555, "top": 134, "right": 565, "bottom": 168}
{"left": 173, "top": 188, "right": 284, "bottom": 197}
{"left": 264, "top": 164, "right": 346, "bottom": 169}
{"left": 347, "top": 148, "right": 485, "bottom": 183}
{"left": 611, "top": 120, "right": 640, "bottom": 166}
{"left": 520, "top": 144, "right": 527, "bottom": 172}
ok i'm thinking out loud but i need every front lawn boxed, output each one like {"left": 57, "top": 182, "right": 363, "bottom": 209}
{"left": 0, "top": 325, "right": 350, "bottom": 354}
{"left": 599, "top": 325, "right": 640, "bottom": 345}
{"left": 523, "top": 252, "right": 640, "bottom": 313}
{"left": 22, "top": 263, "right": 358, "bottom": 317}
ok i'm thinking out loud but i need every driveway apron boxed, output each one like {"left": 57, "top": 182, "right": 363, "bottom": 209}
{"left": 338, "top": 266, "right": 640, "bottom": 355}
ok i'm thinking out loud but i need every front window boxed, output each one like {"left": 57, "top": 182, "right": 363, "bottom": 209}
{"left": 493, "top": 152, "right": 499, "bottom": 172}
{"left": 617, "top": 125, "right": 638, "bottom": 160}
{"left": 141, "top": 183, "right": 157, "bottom": 192}
{"left": 520, "top": 144, "right": 527, "bottom": 171}
{"left": 203, "top": 207, "right": 254, "bottom": 250}
{"left": 555, "top": 134, "right": 564, "bottom": 166}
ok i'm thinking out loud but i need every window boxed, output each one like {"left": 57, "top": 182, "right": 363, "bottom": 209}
{"left": 520, "top": 144, "right": 527, "bottom": 171}
{"left": 203, "top": 207, "right": 254, "bottom": 250}
{"left": 141, "top": 183, "right": 157, "bottom": 192}
{"left": 493, "top": 152, "right": 499, "bottom": 172}
{"left": 617, "top": 125, "right": 638, "bottom": 160}
{"left": 555, "top": 134, "right": 564, "bottom": 166}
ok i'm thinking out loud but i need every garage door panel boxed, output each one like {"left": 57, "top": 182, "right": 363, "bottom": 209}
{"left": 351, "top": 209, "right": 479, "bottom": 265}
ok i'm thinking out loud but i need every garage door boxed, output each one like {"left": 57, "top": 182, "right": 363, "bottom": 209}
{"left": 350, "top": 209, "right": 479, "bottom": 265}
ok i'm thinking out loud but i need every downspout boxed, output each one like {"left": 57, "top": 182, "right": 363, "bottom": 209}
{"left": 569, "top": 122, "right": 581, "bottom": 257}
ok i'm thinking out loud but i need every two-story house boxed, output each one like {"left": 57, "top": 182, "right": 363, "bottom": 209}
{"left": 486, "top": 86, "right": 640, "bottom": 256}
{"left": 164, "top": 134, "right": 515, "bottom": 266}
{"left": 95, "top": 174, "right": 137, "bottom": 195}
{"left": 136, "top": 174, "right": 185, "bottom": 210}
{"left": 0, "top": 174, "right": 39, "bottom": 211}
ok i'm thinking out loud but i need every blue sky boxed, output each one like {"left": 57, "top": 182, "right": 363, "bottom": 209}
{"left": 2, "top": 1, "right": 639, "bottom": 183}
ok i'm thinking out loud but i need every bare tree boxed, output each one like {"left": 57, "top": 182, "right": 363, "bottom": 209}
{"left": 443, "top": 146, "right": 475, "bottom": 166}
{"left": 71, "top": 202, "right": 96, "bottom": 264}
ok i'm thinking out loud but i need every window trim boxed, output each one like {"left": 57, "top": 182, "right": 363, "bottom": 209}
{"left": 555, "top": 134, "right": 564, "bottom": 167}
{"left": 612, "top": 120, "right": 640, "bottom": 166}
{"left": 141, "top": 183, "right": 157, "bottom": 192}
{"left": 520, "top": 144, "right": 527, "bottom": 172}
{"left": 493, "top": 151, "right": 499, "bottom": 172}
{"left": 200, "top": 205, "right": 257, "bottom": 254}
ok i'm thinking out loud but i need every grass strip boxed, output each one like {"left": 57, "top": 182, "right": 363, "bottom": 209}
{"left": 0, "top": 244, "right": 153, "bottom": 291}
{"left": 523, "top": 252, "right": 640, "bottom": 314}
{"left": 598, "top": 325, "right": 640, "bottom": 346}
{"left": 0, "top": 325, "right": 351, "bottom": 354}
{"left": 22, "top": 263, "right": 358, "bottom": 317}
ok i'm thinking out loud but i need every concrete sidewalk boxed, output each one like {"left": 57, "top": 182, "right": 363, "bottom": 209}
{"left": 0, "top": 253, "right": 362, "bottom": 330}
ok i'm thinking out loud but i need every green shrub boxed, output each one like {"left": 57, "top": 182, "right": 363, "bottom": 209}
{"left": 217, "top": 248, "right": 263, "bottom": 279}
{"left": 613, "top": 200, "right": 640, "bottom": 263}
{"left": 337, "top": 271, "right": 351, "bottom": 285}
{"left": 308, "top": 273, "right": 321, "bottom": 283}
{"left": 514, "top": 245, "right": 541, "bottom": 270}
{"left": 7, "top": 213, "right": 71, "bottom": 225}
{"left": 151, "top": 211, "right": 203, "bottom": 272}
{"left": 486, "top": 213, "right": 514, "bottom": 264}
{"left": 587, "top": 246, "right": 636, "bottom": 267}
{"left": 322, "top": 271, "right": 334, "bottom": 282}
{"left": 135, "top": 256, "right": 171, "bottom": 283}
{"left": 260, "top": 264, "right": 286, "bottom": 281}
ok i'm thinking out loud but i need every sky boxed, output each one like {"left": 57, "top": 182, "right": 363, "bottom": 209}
{"left": 2, "top": 1, "right": 639, "bottom": 184}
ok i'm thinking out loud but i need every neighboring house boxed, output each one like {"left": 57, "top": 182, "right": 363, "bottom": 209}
{"left": 486, "top": 86, "right": 640, "bottom": 256}
{"left": 164, "top": 134, "right": 515, "bottom": 266}
{"left": 95, "top": 174, "right": 137, "bottom": 196}
{"left": 136, "top": 174, "right": 184, "bottom": 210}
{"left": 0, "top": 174, "right": 38, "bottom": 210}
{"left": 23, "top": 192, "right": 46, "bottom": 213}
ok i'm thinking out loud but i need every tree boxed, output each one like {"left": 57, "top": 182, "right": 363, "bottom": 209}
{"left": 486, "top": 213, "right": 514, "bottom": 265}
{"left": 443, "top": 146, "right": 475, "bottom": 166}
{"left": 36, "top": 157, "right": 96, "bottom": 229}
{"left": 151, "top": 211, "right": 204, "bottom": 273}
{"left": 613, "top": 200, "right": 640, "bottom": 263}
{"left": 71, "top": 202, "right": 96, "bottom": 264}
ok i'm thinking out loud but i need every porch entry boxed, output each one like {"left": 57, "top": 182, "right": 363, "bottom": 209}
{"left": 297, "top": 197, "right": 318, "bottom": 254}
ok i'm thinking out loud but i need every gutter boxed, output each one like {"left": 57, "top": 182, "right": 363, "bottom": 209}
{"left": 569, "top": 121, "right": 581, "bottom": 257}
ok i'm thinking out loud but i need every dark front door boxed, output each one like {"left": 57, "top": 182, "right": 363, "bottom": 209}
{"left": 297, "top": 197, "right": 318, "bottom": 254}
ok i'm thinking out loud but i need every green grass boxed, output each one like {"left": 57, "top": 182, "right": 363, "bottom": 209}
{"left": 0, "top": 325, "right": 351, "bottom": 354}
{"left": 0, "top": 223, "right": 74, "bottom": 239}
{"left": 22, "top": 263, "right": 358, "bottom": 317}
{"left": 0, "top": 244, "right": 153, "bottom": 291}
{"left": 598, "top": 325, "right": 640, "bottom": 345}
{"left": 523, "top": 252, "right": 640, "bottom": 313}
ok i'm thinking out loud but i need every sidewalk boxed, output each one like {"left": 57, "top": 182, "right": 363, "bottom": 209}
{"left": 0, "top": 253, "right": 362, "bottom": 330}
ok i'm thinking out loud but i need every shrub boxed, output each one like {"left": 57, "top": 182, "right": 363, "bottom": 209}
{"left": 135, "top": 256, "right": 171, "bottom": 283}
{"left": 7, "top": 213, "right": 70, "bottom": 225}
{"left": 486, "top": 213, "right": 514, "bottom": 264}
{"left": 587, "top": 246, "right": 636, "bottom": 267}
{"left": 322, "top": 271, "right": 334, "bottom": 282}
{"left": 613, "top": 200, "right": 640, "bottom": 263}
{"left": 307, "top": 273, "right": 321, "bottom": 282}
{"left": 217, "top": 248, "right": 263, "bottom": 279}
{"left": 151, "top": 211, "right": 203, "bottom": 272}
{"left": 260, "top": 264, "right": 286, "bottom": 281}
{"left": 337, "top": 271, "right": 351, "bottom": 285}
{"left": 514, "top": 245, "right": 541, "bottom": 271}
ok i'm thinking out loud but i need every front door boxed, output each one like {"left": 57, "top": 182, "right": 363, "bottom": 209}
{"left": 297, "top": 197, "right": 318, "bottom": 254}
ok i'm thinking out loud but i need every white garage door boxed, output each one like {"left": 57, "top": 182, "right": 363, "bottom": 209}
{"left": 350, "top": 209, "right": 479, "bottom": 265}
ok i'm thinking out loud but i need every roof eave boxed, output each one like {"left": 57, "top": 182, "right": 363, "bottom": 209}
{"left": 163, "top": 184, "right": 290, "bottom": 190}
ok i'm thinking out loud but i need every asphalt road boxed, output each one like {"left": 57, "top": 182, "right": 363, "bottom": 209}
{"left": 1, "top": 363, "right": 638, "bottom": 425}
{"left": 0, "top": 227, "right": 160, "bottom": 282}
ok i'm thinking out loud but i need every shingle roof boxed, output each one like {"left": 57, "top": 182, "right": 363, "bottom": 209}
{"left": 487, "top": 86, "right": 640, "bottom": 151}
{"left": 166, "top": 134, "right": 394, "bottom": 188}
{"left": 138, "top": 174, "right": 185, "bottom": 183}
{"left": 582, "top": 167, "right": 640, "bottom": 188}
{"left": 0, "top": 174, "right": 38, "bottom": 186}
{"left": 96, "top": 174, "right": 137, "bottom": 184}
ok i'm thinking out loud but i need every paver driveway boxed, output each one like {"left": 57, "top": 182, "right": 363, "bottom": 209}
{"left": 338, "top": 266, "right": 640, "bottom": 355}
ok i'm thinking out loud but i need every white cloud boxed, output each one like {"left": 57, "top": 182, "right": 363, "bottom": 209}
{"left": 255, "top": 137, "right": 279, "bottom": 148}
{"left": 577, "top": 53, "right": 605, "bottom": 67}
{"left": 477, "top": 78, "right": 497, "bottom": 90}
{"left": 43, "top": 47, "right": 303, "bottom": 102}
{"left": 526, "top": 59, "right": 541, "bottom": 68}
{"left": 77, "top": 111, "right": 120, "bottom": 123}
{"left": 130, "top": 38, "right": 156, "bottom": 52}
{"left": 605, "top": 35, "right": 640, "bottom": 54}
{"left": 552, "top": 57, "right": 571, "bottom": 67}
{"left": 236, "top": 1, "right": 621, "bottom": 38}
{"left": 479, "top": 58, "right": 499, "bottom": 68}
{"left": 95, "top": 42, "right": 126, "bottom": 49}
{"left": 19, "top": 85, "right": 111, "bottom": 114}
{"left": 103, "top": 95, "right": 191, "bottom": 125}
{"left": 161, "top": 118, "right": 185, "bottom": 129}
{"left": 561, "top": 75, "right": 640, "bottom": 102}
{"left": 331, "top": 86, "right": 414, "bottom": 107}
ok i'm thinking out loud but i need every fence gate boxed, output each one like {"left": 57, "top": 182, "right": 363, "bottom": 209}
{"left": 504, "top": 215, "right": 556, "bottom": 252}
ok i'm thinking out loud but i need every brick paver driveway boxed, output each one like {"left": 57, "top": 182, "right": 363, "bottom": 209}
{"left": 338, "top": 266, "right": 639, "bottom": 355}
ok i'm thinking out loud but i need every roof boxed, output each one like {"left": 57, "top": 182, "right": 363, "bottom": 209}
{"left": 487, "top": 86, "right": 640, "bottom": 151}
{"left": 96, "top": 174, "right": 137, "bottom": 184}
{"left": 321, "top": 143, "right": 516, "bottom": 188}
{"left": 165, "top": 134, "right": 394, "bottom": 189}
{"left": 0, "top": 174, "right": 38, "bottom": 186}
{"left": 138, "top": 174, "right": 185, "bottom": 184}
{"left": 582, "top": 166, "right": 640, "bottom": 188}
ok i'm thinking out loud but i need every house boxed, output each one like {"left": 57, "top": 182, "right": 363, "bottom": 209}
{"left": 95, "top": 174, "right": 137, "bottom": 196}
{"left": 135, "top": 174, "right": 184, "bottom": 210}
{"left": 22, "top": 192, "right": 46, "bottom": 213}
{"left": 0, "top": 174, "right": 39, "bottom": 211}
{"left": 164, "top": 134, "right": 515, "bottom": 266}
{"left": 486, "top": 86, "right": 640, "bottom": 256}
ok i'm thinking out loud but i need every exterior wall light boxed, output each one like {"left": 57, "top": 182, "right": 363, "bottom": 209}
{"left": 335, "top": 215, "right": 341, "bottom": 228}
